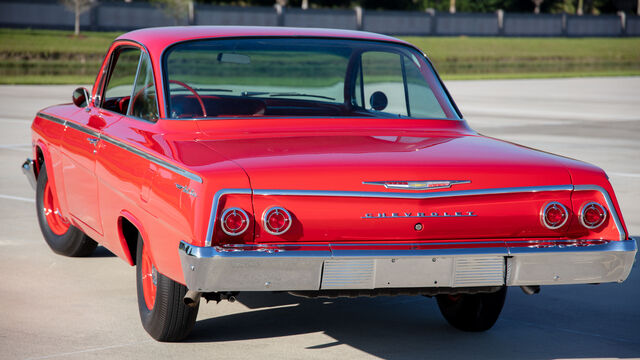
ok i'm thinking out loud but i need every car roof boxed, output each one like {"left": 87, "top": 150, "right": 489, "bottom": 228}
{"left": 116, "top": 26, "right": 412, "bottom": 55}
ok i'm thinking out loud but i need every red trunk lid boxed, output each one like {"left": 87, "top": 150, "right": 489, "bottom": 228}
{"left": 196, "top": 119, "right": 574, "bottom": 242}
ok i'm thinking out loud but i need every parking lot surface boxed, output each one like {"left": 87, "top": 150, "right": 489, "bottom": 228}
{"left": 0, "top": 78, "right": 638, "bottom": 359}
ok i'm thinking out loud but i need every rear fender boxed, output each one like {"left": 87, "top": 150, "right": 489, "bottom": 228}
{"left": 117, "top": 210, "right": 151, "bottom": 266}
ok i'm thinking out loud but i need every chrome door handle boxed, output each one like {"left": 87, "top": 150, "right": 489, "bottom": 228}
{"left": 87, "top": 137, "right": 99, "bottom": 146}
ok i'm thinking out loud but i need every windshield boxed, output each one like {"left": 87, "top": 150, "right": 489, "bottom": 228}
{"left": 163, "top": 38, "right": 460, "bottom": 120}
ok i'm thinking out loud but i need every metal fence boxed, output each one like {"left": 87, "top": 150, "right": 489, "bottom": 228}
{"left": 1, "top": 0, "right": 638, "bottom": 37}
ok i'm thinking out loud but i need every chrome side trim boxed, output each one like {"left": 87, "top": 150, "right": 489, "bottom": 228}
{"left": 99, "top": 134, "right": 202, "bottom": 183}
{"left": 36, "top": 112, "right": 202, "bottom": 183}
{"left": 574, "top": 184, "right": 626, "bottom": 241}
{"left": 64, "top": 117, "right": 100, "bottom": 138}
{"left": 37, "top": 112, "right": 66, "bottom": 126}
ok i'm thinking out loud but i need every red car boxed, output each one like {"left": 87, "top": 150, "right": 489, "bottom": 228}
{"left": 22, "top": 27, "right": 636, "bottom": 341}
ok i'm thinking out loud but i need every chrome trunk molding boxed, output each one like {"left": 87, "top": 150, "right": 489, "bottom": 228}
{"left": 204, "top": 184, "right": 627, "bottom": 246}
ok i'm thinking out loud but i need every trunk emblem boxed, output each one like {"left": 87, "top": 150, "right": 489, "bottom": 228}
{"left": 363, "top": 180, "right": 470, "bottom": 190}
{"left": 362, "top": 211, "right": 476, "bottom": 219}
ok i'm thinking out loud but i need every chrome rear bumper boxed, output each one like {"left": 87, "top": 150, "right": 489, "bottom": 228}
{"left": 178, "top": 239, "right": 637, "bottom": 292}
{"left": 22, "top": 158, "right": 37, "bottom": 191}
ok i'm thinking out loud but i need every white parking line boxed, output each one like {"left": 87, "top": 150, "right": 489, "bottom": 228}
{"left": 609, "top": 172, "right": 640, "bottom": 178}
{"left": 0, "top": 143, "right": 31, "bottom": 152}
{"left": 25, "top": 340, "right": 154, "bottom": 360}
{"left": 0, "top": 117, "right": 30, "bottom": 123}
{"left": 0, "top": 194, "right": 35, "bottom": 203}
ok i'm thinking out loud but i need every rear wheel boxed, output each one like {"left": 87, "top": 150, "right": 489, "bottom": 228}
{"left": 136, "top": 236, "right": 198, "bottom": 341}
{"left": 436, "top": 287, "right": 507, "bottom": 332}
{"left": 36, "top": 163, "right": 96, "bottom": 257}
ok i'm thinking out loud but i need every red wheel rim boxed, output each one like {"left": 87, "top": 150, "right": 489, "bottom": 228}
{"left": 42, "top": 182, "right": 70, "bottom": 235}
{"left": 141, "top": 243, "right": 157, "bottom": 310}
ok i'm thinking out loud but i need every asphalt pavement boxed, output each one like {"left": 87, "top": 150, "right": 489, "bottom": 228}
{"left": 0, "top": 78, "right": 638, "bottom": 359}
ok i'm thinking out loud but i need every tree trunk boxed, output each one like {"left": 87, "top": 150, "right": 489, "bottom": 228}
{"left": 577, "top": 0, "right": 584, "bottom": 15}
{"left": 532, "top": 0, "right": 543, "bottom": 14}
{"left": 74, "top": 0, "right": 80, "bottom": 36}
{"left": 449, "top": 0, "right": 456, "bottom": 14}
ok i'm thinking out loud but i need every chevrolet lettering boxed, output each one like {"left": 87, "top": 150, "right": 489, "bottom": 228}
{"left": 362, "top": 211, "right": 476, "bottom": 219}
{"left": 23, "top": 26, "right": 636, "bottom": 342}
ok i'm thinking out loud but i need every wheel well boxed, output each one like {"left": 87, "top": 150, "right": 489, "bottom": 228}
{"left": 35, "top": 146, "right": 44, "bottom": 178}
{"left": 120, "top": 217, "right": 140, "bottom": 265}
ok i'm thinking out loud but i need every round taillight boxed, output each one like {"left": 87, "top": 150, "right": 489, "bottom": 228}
{"left": 262, "top": 207, "right": 292, "bottom": 235}
{"left": 541, "top": 202, "right": 569, "bottom": 229}
{"left": 580, "top": 202, "right": 607, "bottom": 229}
{"left": 220, "top": 208, "right": 249, "bottom": 236}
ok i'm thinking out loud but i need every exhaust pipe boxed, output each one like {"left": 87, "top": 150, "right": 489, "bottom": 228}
{"left": 520, "top": 285, "right": 540, "bottom": 295}
{"left": 183, "top": 290, "right": 202, "bottom": 307}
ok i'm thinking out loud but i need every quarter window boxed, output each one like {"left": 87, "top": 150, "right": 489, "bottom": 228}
{"left": 130, "top": 52, "right": 159, "bottom": 121}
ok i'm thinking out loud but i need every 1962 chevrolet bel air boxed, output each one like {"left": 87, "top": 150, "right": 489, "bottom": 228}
{"left": 22, "top": 26, "right": 636, "bottom": 341}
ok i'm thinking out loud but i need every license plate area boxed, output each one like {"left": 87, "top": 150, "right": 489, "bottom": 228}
{"left": 320, "top": 256, "right": 505, "bottom": 290}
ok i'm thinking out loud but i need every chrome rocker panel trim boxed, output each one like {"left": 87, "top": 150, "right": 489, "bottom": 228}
{"left": 179, "top": 238, "right": 637, "bottom": 292}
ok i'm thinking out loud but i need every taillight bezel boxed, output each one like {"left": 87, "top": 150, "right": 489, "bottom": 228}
{"left": 220, "top": 207, "right": 250, "bottom": 236}
{"left": 541, "top": 201, "right": 569, "bottom": 230}
{"left": 579, "top": 202, "right": 607, "bottom": 229}
{"left": 262, "top": 206, "right": 292, "bottom": 236}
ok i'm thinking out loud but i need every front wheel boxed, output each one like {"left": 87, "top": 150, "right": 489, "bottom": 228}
{"left": 436, "top": 287, "right": 507, "bottom": 332}
{"left": 35, "top": 163, "right": 96, "bottom": 257}
{"left": 136, "top": 236, "right": 198, "bottom": 341}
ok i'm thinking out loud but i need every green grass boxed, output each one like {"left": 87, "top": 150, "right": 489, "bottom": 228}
{"left": 0, "top": 28, "right": 117, "bottom": 57}
{"left": 402, "top": 36, "right": 640, "bottom": 76}
{"left": 1, "top": 28, "right": 639, "bottom": 84}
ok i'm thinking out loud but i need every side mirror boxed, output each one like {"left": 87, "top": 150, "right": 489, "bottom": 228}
{"left": 369, "top": 91, "right": 388, "bottom": 111}
{"left": 72, "top": 87, "right": 90, "bottom": 108}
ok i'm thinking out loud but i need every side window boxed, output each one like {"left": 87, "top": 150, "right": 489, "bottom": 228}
{"left": 402, "top": 56, "right": 446, "bottom": 119}
{"left": 356, "top": 51, "right": 447, "bottom": 119}
{"left": 101, "top": 47, "right": 141, "bottom": 115}
{"left": 130, "top": 52, "right": 159, "bottom": 121}
{"left": 361, "top": 51, "right": 407, "bottom": 116}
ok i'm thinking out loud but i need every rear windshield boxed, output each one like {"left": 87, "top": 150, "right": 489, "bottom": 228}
{"left": 163, "top": 38, "right": 460, "bottom": 120}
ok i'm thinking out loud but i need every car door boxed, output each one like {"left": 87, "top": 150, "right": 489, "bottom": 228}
{"left": 93, "top": 46, "right": 166, "bottom": 257}
{"left": 59, "top": 46, "right": 140, "bottom": 236}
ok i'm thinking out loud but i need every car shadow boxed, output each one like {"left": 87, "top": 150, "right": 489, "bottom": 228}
{"left": 91, "top": 245, "right": 116, "bottom": 258}
{"left": 186, "top": 280, "right": 640, "bottom": 359}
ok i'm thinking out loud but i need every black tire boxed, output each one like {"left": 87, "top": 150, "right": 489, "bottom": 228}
{"left": 136, "top": 235, "right": 198, "bottom": 341}
{"left": 36, "top": 163, "right": 97, "bottom": 257}
{"left": 436, "top": 287, "right": 507, "bottom": 332}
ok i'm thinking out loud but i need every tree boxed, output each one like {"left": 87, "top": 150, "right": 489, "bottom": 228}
{"left": 59, "top": 0, "right": 96, "bottom": 36}
{"left": 532, "top": 0, "right": 543, "bottom": 13}
{"left": 151, "top": 0, "right": 194, "bottom": 25}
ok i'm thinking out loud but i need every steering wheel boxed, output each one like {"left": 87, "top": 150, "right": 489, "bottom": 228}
{"left": 131, "top": 79, "right": 207, "bottom": 118}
